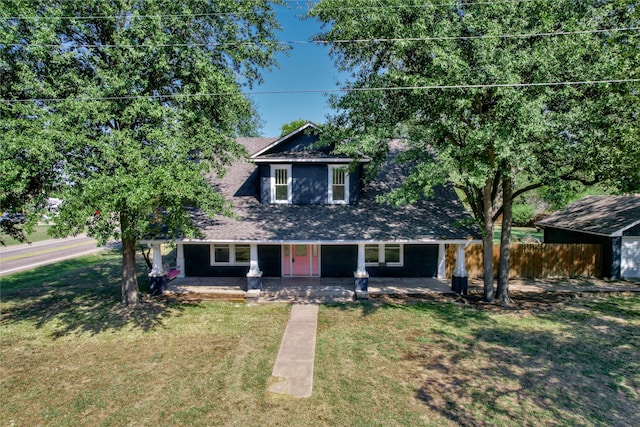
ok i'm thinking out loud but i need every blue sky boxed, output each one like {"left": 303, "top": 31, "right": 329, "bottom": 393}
{"left": 250, "top": 4, "right": 348, "bottom": 137}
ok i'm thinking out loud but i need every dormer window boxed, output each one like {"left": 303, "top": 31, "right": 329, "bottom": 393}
{"left": 329, "top": 165, "right": 349, "bottom": 204}
{"left": 271, "top": 165, "right": 292, "bottom": 204}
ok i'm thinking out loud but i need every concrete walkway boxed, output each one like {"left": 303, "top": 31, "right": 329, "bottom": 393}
{"left": 268, "top": 304, "right": 319, "bottom": 398}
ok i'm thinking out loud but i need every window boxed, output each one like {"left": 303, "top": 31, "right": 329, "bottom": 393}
{"left": 211, "top": 244, "right": 251, "bottom": 265}
{"left": 365, "top": 244, "right": 403, "bottom": 266}
{"left": 365, "top": 244, "right": 379, "bottom": 265}
{"left": 213, "top": 245, "right": 230, "bottom": 264}
{"left": 328, "top": 165, "right": 349, "bottom": 204}
{"left": 235, "top": 244, "right": 250, "bottom": 264}
{"left": 384, "top": 244, "right": 402, "bottom": 266}
{"left": 271, "top": 165, "right": 292, "bottom": 204}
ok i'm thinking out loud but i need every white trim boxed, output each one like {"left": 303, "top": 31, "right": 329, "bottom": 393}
{"left": 253, "top": 158, "right": 370, "bottom": 164}
{"left": 328, "top": 165, "right": 349, "bottom": 204}
{"left": 270, "top": 164, "right": 292, "bottom": 204}
{"left": 362, "top": 243, "right": 404, "bottom": 267}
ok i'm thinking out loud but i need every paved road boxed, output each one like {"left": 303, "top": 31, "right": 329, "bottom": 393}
{"left": 0, "top": 235, "right": 106, "bottom": 276}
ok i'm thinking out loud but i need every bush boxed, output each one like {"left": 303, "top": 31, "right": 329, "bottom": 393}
{"left": 512, "top": 204, "right": 536, "bottom": 227}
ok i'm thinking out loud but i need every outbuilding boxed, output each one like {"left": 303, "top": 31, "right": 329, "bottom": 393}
{"left": 536, "top": 196, "right": 640, "bottom": 280}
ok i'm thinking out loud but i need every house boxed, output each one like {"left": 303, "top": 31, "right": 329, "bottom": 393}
{"left": 536, "top": 195, "right": 640, "bottom": 279}
{"left": 144, "top": 123, "right": 481, "bottom": 295}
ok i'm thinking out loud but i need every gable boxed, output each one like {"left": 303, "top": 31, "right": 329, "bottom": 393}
{"left": 258, "top": 131, "right": 330, "bottom": 157}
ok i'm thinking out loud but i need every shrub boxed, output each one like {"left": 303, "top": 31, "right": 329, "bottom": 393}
{"left": 512, "top": 204, "right": 536, "bottom": 227}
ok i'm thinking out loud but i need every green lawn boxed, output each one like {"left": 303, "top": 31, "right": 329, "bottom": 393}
{"left": 1, "top": 224, "right": 53, "bottom": 246}
{"left": 494, "top": 226, "right": 543, "bottom": 244}
{"left": 2, "top": 253, "right": 639, "bottom": 426}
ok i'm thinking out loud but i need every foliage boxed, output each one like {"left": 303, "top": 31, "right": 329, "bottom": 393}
{"left": 1, "top": 0, "right": 286, "bottom": 303}
{"left": 511, "top": 204, "right": 535, "bottom": 227}
{"left": 280, "top": 118, "right": 312, "bottom": 136}
{"left": 310, "top": 0, "right": 639, "bottom": 301}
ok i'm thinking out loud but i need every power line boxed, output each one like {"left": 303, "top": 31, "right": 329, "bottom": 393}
{"left": 0, "top": 0, "right": 554, "bottom": 21}
{"left": 3, "top": 27, "right": 637, "bottom": 49}
{"left": 3, "top": 78, "right": 638, "bottom": 103}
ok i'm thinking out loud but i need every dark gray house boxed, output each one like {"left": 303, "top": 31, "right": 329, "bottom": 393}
{"left": 144, "top": 123, "right": 480, "bottom": 290}
{"left": 537, "top": 195, "right": 640, "bottom": 280}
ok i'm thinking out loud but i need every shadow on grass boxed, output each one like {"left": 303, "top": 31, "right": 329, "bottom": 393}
{"left": 0, "top": 250, "right": 190, "bottom": 338}
{"left": 324, "top": 299, "right": 492, "bottom": 328}
{"left": 412, "top": 297, "right": 640, "bottom": 426}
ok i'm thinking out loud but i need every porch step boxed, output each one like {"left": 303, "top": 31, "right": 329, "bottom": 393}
{"left": 163, "top": 288, "right": 246, "bottom": 303}
{"left": 260, "top": 285, "right": 355, "bottom": 302}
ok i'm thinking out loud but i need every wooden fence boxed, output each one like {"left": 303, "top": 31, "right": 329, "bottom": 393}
{"left": 445, "top": 243, "right": 602, "bottom": 279}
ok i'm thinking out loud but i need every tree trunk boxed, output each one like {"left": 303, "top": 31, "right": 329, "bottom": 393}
{"left": 122, "top": 236, "right": 139, "bottom": 306}
{"left": 497, "top": 175, "right": 513, "bottom": 306}
{"left": 482, "top": 178, "right": 495, "bottom": 302}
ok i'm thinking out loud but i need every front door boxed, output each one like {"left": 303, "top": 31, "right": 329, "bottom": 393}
{"left": 283, "top": 244, "right": 320, "bottom": 276}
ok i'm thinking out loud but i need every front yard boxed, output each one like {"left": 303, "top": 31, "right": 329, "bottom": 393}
{"left": 1, "top": 252, "right": 639, "bottom": 426}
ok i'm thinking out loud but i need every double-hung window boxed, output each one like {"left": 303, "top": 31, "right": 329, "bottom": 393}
{"left": 271, "top": 165, "right": 292, "bottom": 204}
{"left": 328, "top": 165, "right": 349, "bottom": 204}
{"left": 211, "top": 244, "right": 251, "bottom": 265}
{"left": 364, "top": 243, "right": 403, "bottom": 266}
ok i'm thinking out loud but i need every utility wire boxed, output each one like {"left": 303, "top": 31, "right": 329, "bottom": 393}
{"left": 3, "top": 78, "right": 638, "bottom": 104}
{"left": 3, "top": 27, "right": 637, "bottom": 49}
{"left": 0, "top": 0, "right": 556, "bottom": 21}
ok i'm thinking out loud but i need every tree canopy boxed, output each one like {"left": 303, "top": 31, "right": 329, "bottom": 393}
{"left": 310, "top": 0, "right": 639, "bottom": 302}
{"left": 1, "top": 0, "right": 286, "bottom": 304}
{"left": 280, "top": 118, "right": 312, "bottom": 136}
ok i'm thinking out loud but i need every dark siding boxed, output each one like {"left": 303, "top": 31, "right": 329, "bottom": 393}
{"left": 260, "top": 163, "right": 361, "bottom": 205}
{"left": 367, "top": 245, "right": 438, "bottom": 277}
{"left": 259, "top": 164, "right": 270, "bottom": 204}
{"left": 268, "top": 133, "right": 326, "bottom": 154}
{"left": 258, "top": 245, "right": 281, "bottom": 277}
{"left": 624, "top": 223, "right": 640, "bottom": 236}
{"left": 292, "top": 164, "right": 327, "bottom": 204}
{"left": 184, "top": 244, "right": 209, "bottom": 276}
{"left": 349, "top": 167, "right": 359, "bottom": 204}
{"left": 544, "top": 228, "right": 616, "bottom": 279}
{"left": 321, "top": 245, "right": 357, "bottom": 277}
{"left": 183, "top": 244, "right": 249, "bottom": 277}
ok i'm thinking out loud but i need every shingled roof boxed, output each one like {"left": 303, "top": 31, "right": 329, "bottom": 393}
{"left": 191, "top": 138, "right": 480, "bottom": 242}
{"left": 536, "top": 195, "right": 640, "bottom": 236}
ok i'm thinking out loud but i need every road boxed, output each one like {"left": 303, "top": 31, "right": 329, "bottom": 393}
{"left": 0, "top": 235, "right": 107, "bottom": 276}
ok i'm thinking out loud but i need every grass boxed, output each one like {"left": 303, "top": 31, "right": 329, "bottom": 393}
{"left": 2, "top": 254, "right": 639, "bottom": 426}
{"left": 494, "top": 226, "right": 543, "bottom": 244}
{"left": 1, "top": 224, "right": 53, "bottom": 246}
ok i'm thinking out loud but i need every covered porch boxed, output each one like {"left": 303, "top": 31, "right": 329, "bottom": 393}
{"left": 162, "top": 276, "right": 456, "bottom": 303}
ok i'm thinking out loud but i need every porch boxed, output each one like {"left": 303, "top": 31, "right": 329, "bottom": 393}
{"left": 162, "top": 276, "right": 455, "bottom": 303}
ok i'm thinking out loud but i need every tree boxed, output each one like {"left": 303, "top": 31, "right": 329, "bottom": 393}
{"left": 1, "top": 0, "right": 286, "bottom": 305}
{"left": 280, "top": 118, "right": 312, "bottom": 136}
{"left": 310, "top": 0, "right": 639, "bottom": 303}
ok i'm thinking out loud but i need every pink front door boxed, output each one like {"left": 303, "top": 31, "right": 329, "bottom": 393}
{"left": 292, "top": 245, "right": 310, "bottom": 276}
{"left": 283, "top": 245, "right": 320, "bottom": 276}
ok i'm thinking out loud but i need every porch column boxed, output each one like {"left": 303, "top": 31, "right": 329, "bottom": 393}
{"left": 149, "top": 242, "right": 165, "bottom": 297}
{"left": 354, "top": 243, "right": 369, "bottom": 299}
{"left": 176, "top": 243, "right": 185, "bottom": 278}
{"left": 437, "top": 243, "right": 446, "bottom": 279}
{"left": 150, "top": 243, "right": 165, "bottom": 276}
{"left": 246, "top": 243, "right": 262, "bottom": 291}
{"left": 451, "top": 243, "right": 468, "bottom": 295}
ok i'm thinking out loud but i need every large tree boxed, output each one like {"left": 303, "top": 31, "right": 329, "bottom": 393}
{"left": 1, "top": 0, "right": 286, "bottom": 305}
{"left": 310, "top": 0, "right": 639, "bottom": 303}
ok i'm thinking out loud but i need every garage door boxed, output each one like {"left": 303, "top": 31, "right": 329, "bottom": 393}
{"left": 621, "top": 237, "right": 640, "bottom": 278}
